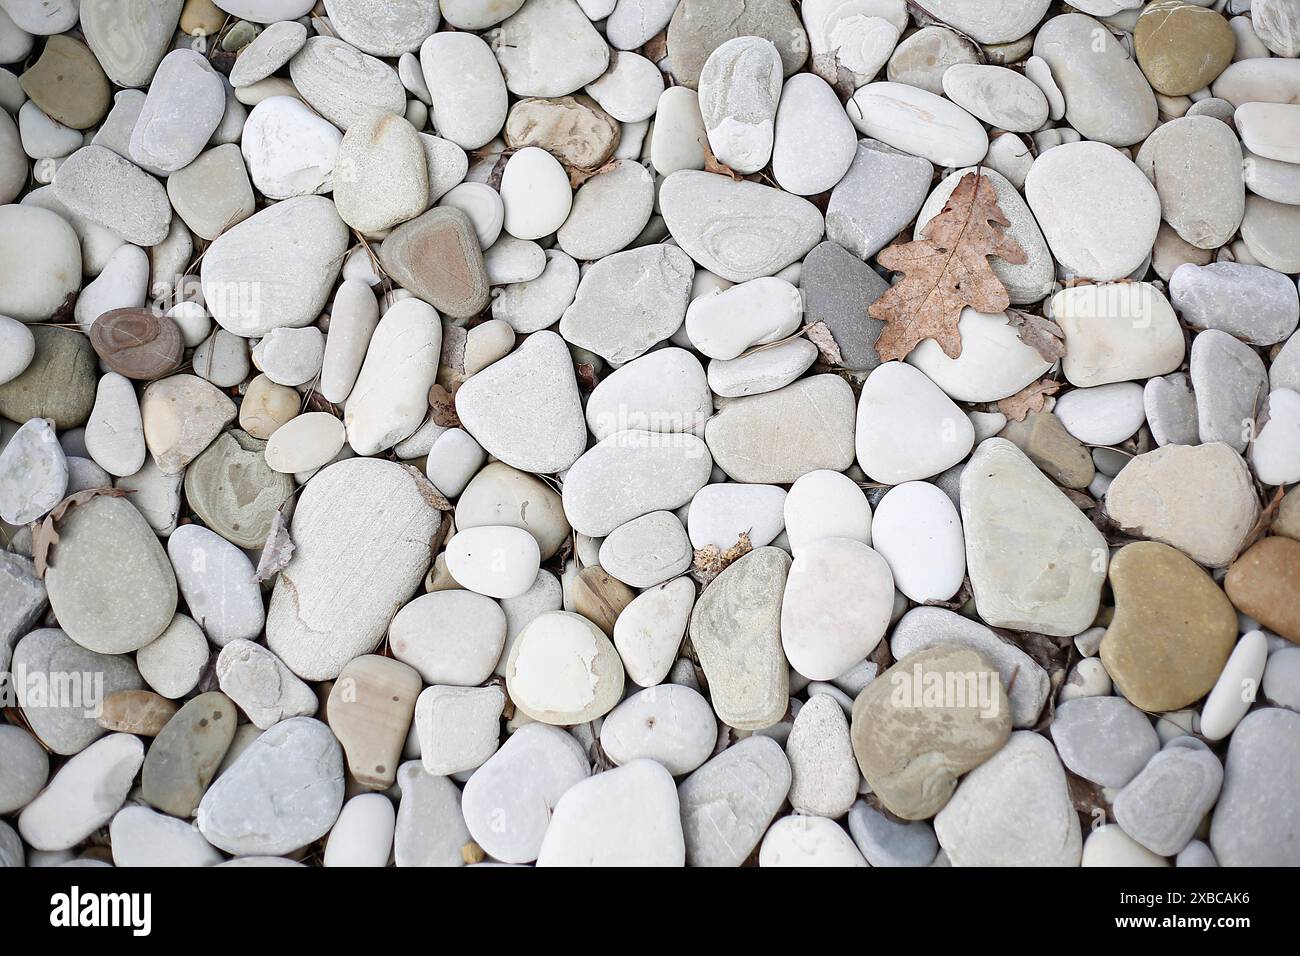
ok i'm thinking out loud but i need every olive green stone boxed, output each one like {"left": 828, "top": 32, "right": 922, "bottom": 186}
{"left": 1135, "top": 1, "right": 1236, "bottom": 97}
{"left": 19, "top": 35, "right": 112, "bottom": 130}
{"left": 1100, "top": 541, "right": 1238, "bottom": 713}
{"left": 141, "top": 691, "right": 238, "bottom": 818}
{"left": 183, "top": 429, "right": 293, "bottom": 549}
{"left": 0, "top": 327, "right": 97, "bottom": 429}
{"left": 998, "top": 409, "right": 1095, "bottom": 489}
{"left": 850, "top": 643, "right": 1011, "bottom": 821}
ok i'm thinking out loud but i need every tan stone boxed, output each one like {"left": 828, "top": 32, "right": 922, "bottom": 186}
{"left": 97, "top": 690, "right": 178, "bottom": 737}
{"left": 572, "top": 566, "right": 634, "bottom": 636}
{"left": 1100, "top": 541, "right": 1238, "bottom": 712}
{"left": 1274, "top": 486, "right": 1300, "bottom": 542}
{"left": 1136, "top": 2, "right": 1236, "bottom": 97}
{"left": 326, "top": 654, "right": 421, "bottom": 790}
{"left": 141, "top": 374, "right": 237, "bottom": 474}
{"left": 377, "top": 207, "right": 489, "bottom": 319}
{"left": 504, "top": 95, "right": 620, "bottom": 173}
{"left": 1105, "top": 442, "right": 1260, "bottom": 568}
{"left": 1225, "top": 536, "right": 1300, "bottom": 644}
{"left": 19, "top": 36, "right": 111, "bottom": 130}
{"left": 181, "top": 0, "right": 227, "bottom": 37}
{"left": 238, "top": 373, "right": 300, "bottom": 439}
{"left": 999, "top": 409, "right": 1095, "bottom": 489}
{"left": 850, "top": 644, "right": 1011, "bottom": 821}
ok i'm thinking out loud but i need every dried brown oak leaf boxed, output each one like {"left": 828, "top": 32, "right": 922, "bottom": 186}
{"left": 32, "top": 487, "right": 132, "bottom": 579}
{"left": 869, "top": 170, "right": 1026, "bottom": 362}
{"left": 998, "top": 377, "right": 1062, "bottom": 422}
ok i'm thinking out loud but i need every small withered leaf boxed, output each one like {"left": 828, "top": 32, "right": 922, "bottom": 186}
{"left": 998, "top": 377, "right": 1062, "bottom": 423}
{"left": 32, "top": 487, "right": 132, "bottom": 579}
{"left": 1005, "top": 309, "right": 1067, "bottom": 363}
{"left": 869, "top": 171, "right": 1026, "bottom": 362}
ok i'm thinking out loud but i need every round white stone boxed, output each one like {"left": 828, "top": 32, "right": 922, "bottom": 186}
{"left": 685, "top": 276, "right": 802, "bottom": 360}
{"left": 855, "top": 361, "right": 975, "bottom": 484}
{"left": 1025, "top": 140, "right": 1161, "bottom": 282}
{"left": 323, "top": 793, "right": 395, "bottom": 868}
{"left": 445, "top": 526, "right": 541, "bottom": 599}
{"left": 389, "top": 590, "right": 506, "bottom": 685}
{"left": 264, "top": 412, "right": 346, "bottom": 475}
{"left": 781, "top": 537, "right": 894, "bottom": 680}
{"left": 907, "top": 309, "right": 1052, "bottom": 403}
{"left": 870, "top": 481, "right": 965, "bottom": 604}
{"left": 600, "top": 684, "right": 716, "bottom": 775}
{"left": 784, "top": 469, "right": 872, "bottom": 555}
{"left": 500, "top": 146, "right": 572, "bottom": 241}
{"left": 1052, "top": 382, "right": 1147, "bottom": 446}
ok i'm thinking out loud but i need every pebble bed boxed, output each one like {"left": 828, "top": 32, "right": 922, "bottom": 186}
{"left": 1, "top": 0, "right": 1299, "bottom": 868}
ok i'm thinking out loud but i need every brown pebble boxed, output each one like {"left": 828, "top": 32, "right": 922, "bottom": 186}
{"left": 1100, "top": 541, "right": 1238, "bottom": 712}
{"left": 326, "top": 655, "right": 421, "bottom": 790}
{"left": 90, "top": 308, "right": 185, "bottom": 380}
{"left": 377, "top": 207, "right": 489, "bottom": 319}
{"left": 96, "top": 689, "right": 179, "bottom": 736}
{"left": 572, "top": 566, "right": 635, "bottom": 636}
{"left": 1225, "top": 536, "right": 1300, "bottom": 644}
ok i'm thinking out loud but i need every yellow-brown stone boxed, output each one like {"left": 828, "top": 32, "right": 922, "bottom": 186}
{"left": 1135, "top": 1, "right": 1236, "bottom": 97}
{"left": 1100, "top": 541, "right": 1238, "bottom": 712}
{"left": 180, "top": 0, "right": 226, "bottom": 38}
{"left": 1225, "top": 536, "right": 1300, "bottom": 644}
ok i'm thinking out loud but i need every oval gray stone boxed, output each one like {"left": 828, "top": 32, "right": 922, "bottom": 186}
{"left": 1051, "top": 696, "right": 1160, "bottom": 789}
{"left": 705, "top": 375, "right": 856, "bottom": 484}
{"left": 197, "top": 716, "right": 344, "bottom": 857}
{"left": 202, "top": 195, "right": 349, "bottom": 337}
{"left": 560, "top": 429, "right": 713, "bottom": 537}
{"left": 1210, "top": 707, "right": 1300, "bottom": 866}
{"left": 660, "top": 169, "right": 823, "bottom": 282}
{"left": 44, "top": 494, "right": 177, "bottom": 655}
{"left": 1114, "top": 743, "right": 1223, "bottom": 857}
{"left": 288, "top": 35, "right": 406, "bottom": 131}
{"left": 10, "top": 628, "right": 143, "bottom": 755}
{"left": 1032, "top": 13, "right": 1158, "bottom": 148}
{"left": 53, "top": 145, "right": 172, "bottom": 246}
